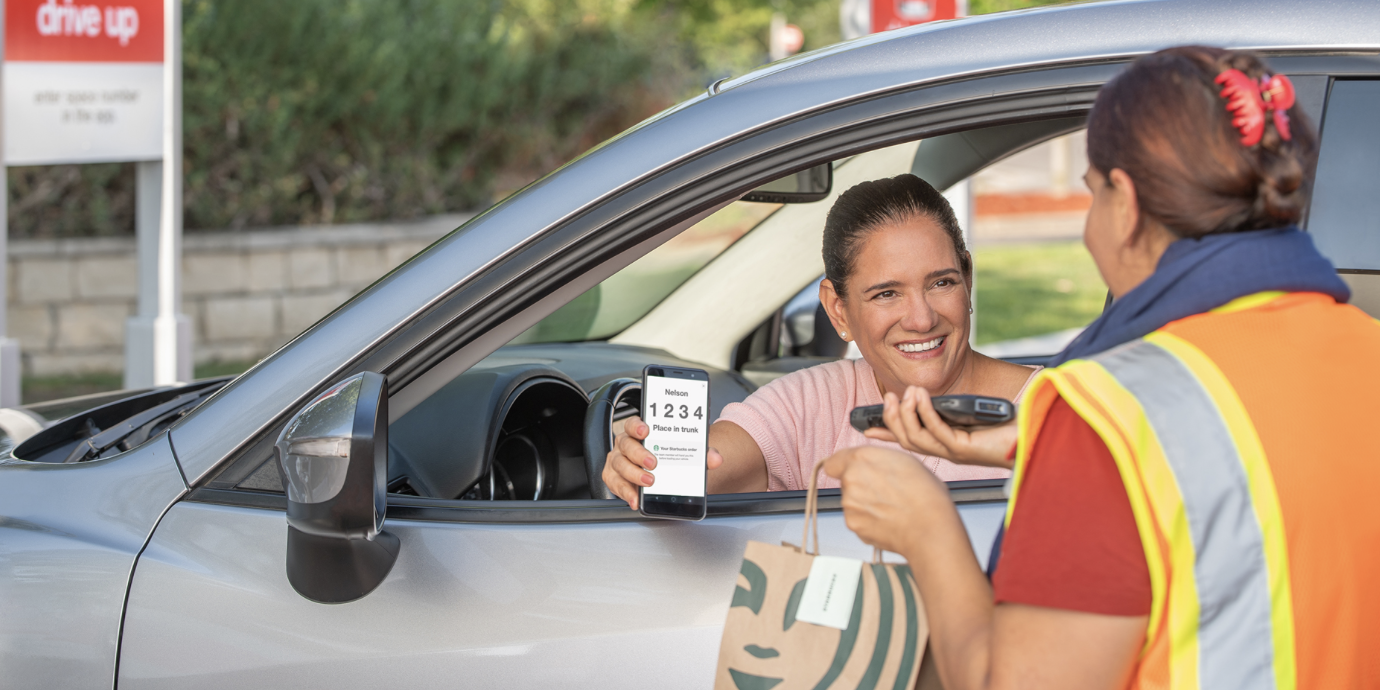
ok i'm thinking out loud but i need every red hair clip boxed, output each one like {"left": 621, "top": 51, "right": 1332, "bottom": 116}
{"left": 1215, "top": 69, "right": 1295, "bottom": 146}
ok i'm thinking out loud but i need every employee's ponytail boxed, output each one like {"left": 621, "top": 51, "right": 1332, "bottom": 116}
{"left": 1087, "top": 46, "right": 1317, "bottom": 238}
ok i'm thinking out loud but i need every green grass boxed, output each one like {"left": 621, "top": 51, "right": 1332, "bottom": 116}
{"left": 22, "top": 372, "right": 125, "bottom": 405}
{"left": 193, "top": 359, "right": 258, "bottom": 379}
{"left": 21, "top": 359, "right": 259, "bottom": 406}
{"left": 973, "top": 240, "right": 1107, "bottom": 345}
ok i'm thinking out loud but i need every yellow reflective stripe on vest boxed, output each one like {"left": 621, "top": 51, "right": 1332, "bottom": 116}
{"left": 1009, "top": 366, "right": 1172, "bottom": 655}
{"left": 1210, "top": 291, "right": 1287, "bottom": 314}
{"left": 1087, "top": 337, "right": 1294, "bottom": 690}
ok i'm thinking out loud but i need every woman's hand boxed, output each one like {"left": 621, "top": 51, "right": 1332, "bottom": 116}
{"left": 822, "top": 443, "right": 1147, "bottom": 690}
{"left": 820, "top": 446, "right": 955, "bottom": 556}
{"left": 602, "top": 416, "right": 724, "bottom": 510}
{"left": 864, "top": 386, "right": 1018, "bottom": 468}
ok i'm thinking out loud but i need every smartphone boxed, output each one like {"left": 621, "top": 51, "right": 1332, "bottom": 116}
{"left": 639, "top": 365, "right": 710, "bottom": 521}
{"left": 849, "top": 394, "right": 1014, "bottom": 432}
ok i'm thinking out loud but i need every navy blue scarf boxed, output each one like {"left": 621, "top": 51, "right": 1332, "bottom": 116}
{"left": 986, "top": 226, "right": 1348, "bottom": 578}
{"left": 1048, "top": 226, "right": 1350, "bottom": 367}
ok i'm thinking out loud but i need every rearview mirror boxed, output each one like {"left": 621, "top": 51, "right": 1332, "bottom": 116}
{"left": 742, "top": 162, "right": 832, "bottom": 203}
{"left": 277, "top": 371, "right": 399, "bottom": 604}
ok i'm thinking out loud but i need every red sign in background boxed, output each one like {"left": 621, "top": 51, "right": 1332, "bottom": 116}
{"left": 871, "top": 0, "right": 957, "bottom": 32}
{"left": 6, "top": 0, "right": 162, "bottom": 62}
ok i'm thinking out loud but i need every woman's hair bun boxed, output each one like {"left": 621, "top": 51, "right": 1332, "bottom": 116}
{"left": 1087, "top": 46, "right": 1318, "bottom": 238}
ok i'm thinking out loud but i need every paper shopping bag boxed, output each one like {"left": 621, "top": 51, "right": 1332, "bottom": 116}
{"left": 713, "top": 465, "right": 928, "bottom": 690}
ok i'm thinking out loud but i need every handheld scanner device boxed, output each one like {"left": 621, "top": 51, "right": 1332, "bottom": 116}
{"left": 850, "top": 394, "right": 1014, "bottom": 432}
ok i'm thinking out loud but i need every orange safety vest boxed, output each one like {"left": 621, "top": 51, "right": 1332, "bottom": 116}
{"left": 1008, "top": 291, "right": 1380, "bottom": 690}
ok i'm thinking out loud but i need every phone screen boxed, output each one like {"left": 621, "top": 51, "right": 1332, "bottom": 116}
{"left": 642, "top": 372, "right": 709, "bottom": 500}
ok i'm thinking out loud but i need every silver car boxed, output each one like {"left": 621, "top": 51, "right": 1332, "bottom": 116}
{"left": 4, "top": 0, "right": 1379, "bottom": 687}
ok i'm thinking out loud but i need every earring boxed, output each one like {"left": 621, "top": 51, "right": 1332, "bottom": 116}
{"left": 840, "top": 331, "right": 847, "bottom": 339}
{"left": 968, "top": 306, "right": 974, "bottom": 314}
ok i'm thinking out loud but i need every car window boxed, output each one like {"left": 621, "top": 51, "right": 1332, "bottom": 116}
{"left": 970, "top": 130, "right": 1104, "bottom": 359}
{"left": 1306, "top": 79, "right": 1380, "bottom": 318}
{"left": 508, "top": 200, "right": 781, "bottom": 344}
{"left": 1309, "top": 79, "right": 1380, "bottom": 269}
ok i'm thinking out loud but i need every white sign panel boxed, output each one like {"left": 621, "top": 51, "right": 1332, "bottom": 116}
{"left": 5, "top": 61, "right": 161, "bottom": 164}
{"left": 5, "top": 0, "right": 164, "bottom": 165}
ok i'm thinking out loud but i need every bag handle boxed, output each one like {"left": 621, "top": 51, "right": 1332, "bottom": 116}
{"left": 802, "top": 463, "right": 824, "bottom": 555}
{"left": 803, "top": 461, "right": 883, "bottom": 563}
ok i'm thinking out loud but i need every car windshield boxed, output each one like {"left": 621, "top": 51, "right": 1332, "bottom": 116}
{"left": 508, "top": 200, "right": 781, "bottom": 344}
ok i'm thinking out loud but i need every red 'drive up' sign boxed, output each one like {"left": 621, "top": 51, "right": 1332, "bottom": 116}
{"left": 5, "top": 0, "right": 164, "bottom": 165}
{"left": 870, "top": 0, "right": 957, "bottom": 32}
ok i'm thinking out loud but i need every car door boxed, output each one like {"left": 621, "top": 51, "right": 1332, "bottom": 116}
{"left": 117, "top": 486, "right": 1008, "bottom": 688}
{"left": 114, "top": 46, "right": 1376, "bottom": 690}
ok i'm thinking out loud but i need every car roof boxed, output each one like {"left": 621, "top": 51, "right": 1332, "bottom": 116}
{"left": 726, "top": 0, "right": 1379, "bottom": 103}
{"left": 172, "top": 0, "right": 1380, "bottom": 485}
{"left": 626, "top": 0, "right": 1377, "bottom": 174}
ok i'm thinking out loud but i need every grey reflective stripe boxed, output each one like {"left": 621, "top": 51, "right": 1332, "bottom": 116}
{"left": 1095, "top": 339, "right": 1276, "bottom": 690}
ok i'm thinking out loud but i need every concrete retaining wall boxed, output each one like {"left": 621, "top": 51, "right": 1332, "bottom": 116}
{"left": 9, "top": 214, "right": 471, "bottom": 376}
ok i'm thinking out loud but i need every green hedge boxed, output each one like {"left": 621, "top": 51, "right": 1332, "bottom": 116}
{"left": 178, "top": 0, "right": 688, "bottom": 229}
{"left": 10, "top": 0, "right": 687, "bottom": 236}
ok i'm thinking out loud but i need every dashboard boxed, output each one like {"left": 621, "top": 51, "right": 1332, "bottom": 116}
{"left": 385, "top": 342, "right": 755, "bottom": 501}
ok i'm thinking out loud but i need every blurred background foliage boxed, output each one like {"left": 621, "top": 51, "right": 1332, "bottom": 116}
{"left": 969, "top": 0, "right": 1069, "bottom": 13}
{"left": 8, "top": 0, "right": 1071, "bottom": 238}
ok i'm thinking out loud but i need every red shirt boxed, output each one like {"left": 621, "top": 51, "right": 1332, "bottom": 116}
{"left": 992, "top": 396, "right": 1152, "bottom": 616}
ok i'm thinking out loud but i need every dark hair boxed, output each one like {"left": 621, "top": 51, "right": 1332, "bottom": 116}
{"left": 822, "top": 173, "right": 969, "bottom": 298}
{"left": 1087, "top": 46, "right": 1317, "bottom": 238}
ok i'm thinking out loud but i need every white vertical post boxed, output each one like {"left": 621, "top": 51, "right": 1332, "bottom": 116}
{"left": 155, "top": 0, "right": 190, "bottom": 384}
{"left": 1050, "top": 134, "right": 1071, "bottom": 198}
{"left": 769, "top": 13, "right": 787, "bottom": 61}
{"left": 944, "top": 179, "right": 976, "bottom": 346}
{"left": 124, "top": 161, "right": 162, "bottom": 388}
{"left": 0, "top": 2, "right": 19, "bottom": 408}
{"left": 839, "top": 0, "right": 870, "bottom": 40}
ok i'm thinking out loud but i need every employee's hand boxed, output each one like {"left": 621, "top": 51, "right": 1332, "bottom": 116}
{"left": 603, "top": 415, "right": 724, "bottom": 510}
{"left": 820, "top": 445, "right": 955, "bottom": 557}
{"left": 863, "top": 386, "right": 1018, "bottom": 468}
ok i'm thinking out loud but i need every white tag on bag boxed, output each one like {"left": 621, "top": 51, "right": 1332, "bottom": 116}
{"left": 794, "top": 555, "right": 863, "bottom": 630}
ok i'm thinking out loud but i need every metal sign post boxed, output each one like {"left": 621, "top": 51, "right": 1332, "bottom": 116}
{"left": 0, "top": 7, "right": 17, "bottom": 407}
{"left": 124, "top": 0, "right": 189, "bottom": 387}
{"left": 2, "top": 0, "right": 189, "bottom": 397}
{"left": 149, "top": 0, "right": 188, "bottom": 385}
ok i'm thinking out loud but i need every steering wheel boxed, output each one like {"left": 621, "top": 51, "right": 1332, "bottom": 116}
{"left": 583, "top": 378, "right": 641, "bottom": 499}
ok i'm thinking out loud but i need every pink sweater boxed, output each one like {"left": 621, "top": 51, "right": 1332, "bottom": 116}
{"left": 718, "top": 358, "right": 1038, "bottom": 491}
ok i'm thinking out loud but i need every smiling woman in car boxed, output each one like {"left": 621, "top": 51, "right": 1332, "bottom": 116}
{"left": 602, "top": 174, "right": 1038, "bottom": 507}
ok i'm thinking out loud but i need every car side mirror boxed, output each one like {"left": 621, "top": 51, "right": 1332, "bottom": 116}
{"left": 741, "top": 162, "right": 832, "bottom": 204}
{"left": 276, "top": 371, "right": 399, "bottom": 603}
